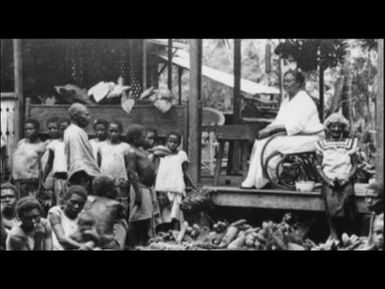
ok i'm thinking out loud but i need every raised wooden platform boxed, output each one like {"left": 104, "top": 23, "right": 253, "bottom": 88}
{"left": 204, "top": 183, "right": 369, "bottom": 214}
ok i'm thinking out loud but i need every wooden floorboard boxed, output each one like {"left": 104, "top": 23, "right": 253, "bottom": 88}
{"left": 203, "top": 183, "right": 370, "bottom": 213}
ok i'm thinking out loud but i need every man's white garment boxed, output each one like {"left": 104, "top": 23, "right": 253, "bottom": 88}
{"left": 64, "top": 124, "right": 100, "bottom": 180}
{"left": 241, "top": 90, "right": 325, "bottom": 189}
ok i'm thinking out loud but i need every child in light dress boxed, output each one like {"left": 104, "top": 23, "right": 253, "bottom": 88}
{"left": 97, "top": 120, "right": 131, "bottom": 209}
{"left": 89, "top": 119, "right": 109, "bottom": 160}
{"left": 155, "top": 132, "right": 196, "bottom": 231}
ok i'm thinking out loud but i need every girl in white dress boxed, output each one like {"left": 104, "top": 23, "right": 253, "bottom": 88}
{"left": 155, "top": 132, "right": 195, "bottom": 230}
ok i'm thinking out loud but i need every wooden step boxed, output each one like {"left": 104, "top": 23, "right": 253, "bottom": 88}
{"left": 204, "top": 183, "right": 370, "bottom": 213}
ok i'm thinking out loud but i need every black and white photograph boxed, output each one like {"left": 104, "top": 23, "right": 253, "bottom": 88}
{"left": 0, "top": 39, "right": 383, "bottom": 251}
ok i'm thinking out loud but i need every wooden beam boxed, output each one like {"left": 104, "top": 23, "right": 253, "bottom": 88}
{"left": 142, "top": 39, "right": 147, "bottom": 90}
{"left": 178, "top": 66, "right": 183, "bottom": 104}
{"left": 376, "top": 39, "right": 384, "bottom": 185}
{"left": 13, "top": 39, "right": 24, "bottom": 141}
{"left": 231, "top": 39, "right": 242, "bottom": 174}
{"left": 188, "top": 39, "right": 202, "bottom": 184}
{"left": 168, "top": 39, "right": 173, "bottom": 90}
{"left": 233, "top": 39, "right": 242, "bottom": 123}
{"left": 205, "top": 184, "right": 369, "bottom": 213}
{"left": 319, "top": 62, "right": 324, "bottom": 122}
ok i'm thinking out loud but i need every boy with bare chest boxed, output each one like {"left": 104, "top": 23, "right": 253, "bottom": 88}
{"left": 125, "top": 124, "right": 156, "bottom": 249}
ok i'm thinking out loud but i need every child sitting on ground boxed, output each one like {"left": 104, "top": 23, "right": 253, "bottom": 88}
{"left": 155, "top": 132, "right": 196, "bottom": 231}
{"left": 80, "top": 176, "right": 128, "bottom": 250}
{"left": 89, "top": 119, "right": 109, "bottom": 160}
{"left": 69, "top": 211, "right": 110, "bottom": 250}
{"left": 12, "top": 119, "right": 46, "bottom": 198}
{"left": 315, "top": 112, "right": 359, "bottom": 241}
{"left": 6, "top": 196, "right": 53, "bottom": 250}
{"left": 43, "top": 118, "right": 71, "bottom": 206}
{"left": 97, "top": 120, "right": 131, "bottom": 211}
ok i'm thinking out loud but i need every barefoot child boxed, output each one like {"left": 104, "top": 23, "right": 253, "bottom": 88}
{"left": 155, "top": 132, "right": 196, "bottom": 231}
{"left": 315, "top": 112, "right": 359, "bottom": 241}
{"left": 125, "top": 124, "right": 156, "bottom": 248}
{"left": 89, "top": 119, "right": 109, "bottom": 160}
{"left": 97, "top": 120, "right": 131, "bottom": 210}
{"left": 12, "top": 119, "right": 46, "bottom": 198}
{"left": 43, "top": 118, "right": 71, "bottom": 206}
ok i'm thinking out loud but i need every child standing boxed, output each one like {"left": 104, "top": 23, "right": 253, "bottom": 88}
{"left": 125, "top": 124, "right": 156, "bottom": 248}
{"left": 315, "top": 112, "right": 359, "bottom": 241}
{"left": 89, "top": 119, "right": 109, "bottom": 160}
{"left": 155, "top": 132, "right": 196, "bottom": 231}
{"left": 97, "top": 121, "right": 131, "bottom": 210}
{"left": 143, "top": 128, "right": 162, "bottom": 237}
{"left": 144, "top": 129, "right": 158, "bottom": 151}
{"left": 12, "top": 119, "right": 46, "bottom": 198}
{"left": 43, "top": 118, "right": 71, "bottom": 206}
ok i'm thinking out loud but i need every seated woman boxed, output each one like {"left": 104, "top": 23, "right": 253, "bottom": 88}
{"left": 241, "top": 70, "right": 325, "bottom": 189}
{"left": 47, "top": 185, "right": 89, "bottom": 250}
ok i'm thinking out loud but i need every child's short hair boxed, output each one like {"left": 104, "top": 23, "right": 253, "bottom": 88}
{"left": 109, "top": 120, "right": 123, "bottom": 132}
{"left": 166, "top": 132, "right": 182, "bottom": 144}
{"left": 1, "top": 183, "right": 18, "bottom": 195}
{"left": 93, "top": 119, "right": 109, "bottom": 130}
{"left": 25, "top": 118, "right": 40, "bottom": 131}
{"left": 92, "top": 176, "right": 118, "bottom": 199}
{"left": 146, "top": 128, "right": 158, "bottom": 136}
{"left": 46, "top": 117, "right": 59, "bottom": 126}
{"left": 126, "top": 124, "right": 146, "bottom": 144}
{"left": 65, "top": 185, "right": 88, "bottom": 202}
{"left": 16, "top": 196, "right": 42, "bottom": 219}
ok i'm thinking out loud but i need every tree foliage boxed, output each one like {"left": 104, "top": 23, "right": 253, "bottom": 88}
{"left": 274, "top": 39, "right": 349, "bottom": 72}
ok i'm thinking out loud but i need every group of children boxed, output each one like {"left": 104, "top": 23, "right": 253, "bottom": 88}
{"left": 1, "top": 108, "right": 196, "bottom": 250}
{"left": 0, "top": 104, "right": 383, "bottom": 250}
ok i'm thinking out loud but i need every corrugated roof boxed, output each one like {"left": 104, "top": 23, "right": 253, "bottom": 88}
{"left": 158, "top": 52, "right": 280, "bottom": 96}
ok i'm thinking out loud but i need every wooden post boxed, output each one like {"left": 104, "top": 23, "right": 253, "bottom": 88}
{"left": 188, "top": 39, "right": 202, "bottom": 184}
{"left": 178, "top": 66, "right": 183, "bottom": 104}
{"left": 231, "top": 39, "right": 242, "bottom": 174}
{"left": 233, "top": 39, "right": 241, "bottom": 123}
{"left": 168, "top": 39, "right": 173, "bottom": 91}
{"left": 319, "top": 62, "right": 324, "bottom": 122}
{"left": 376, "top": 39, "right": 384, "bottom": 185}
{"left": 13, "top": 39, "right": 24, "bottom": 141}
{"left": 142, "top": 39, "right": 147, "bottom": 90}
